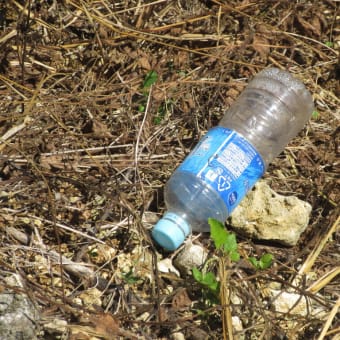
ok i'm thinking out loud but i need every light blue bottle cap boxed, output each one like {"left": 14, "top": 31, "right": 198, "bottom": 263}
{"left": 152, "top": 212, "right": 190, "bottom": 251}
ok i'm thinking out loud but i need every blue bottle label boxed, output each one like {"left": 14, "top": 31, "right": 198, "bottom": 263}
{"left": 178, "top": 127, "right": 265, "bottom": 214}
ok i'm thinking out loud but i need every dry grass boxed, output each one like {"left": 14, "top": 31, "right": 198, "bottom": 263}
{"left": 0, "top": 1, "right": 339, "bottom": 339}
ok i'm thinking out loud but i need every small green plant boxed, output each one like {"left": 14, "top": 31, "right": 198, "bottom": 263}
{"left": 142, "top": 70, "right": 158, "bottom": 90}
{"left": 324, "top": 41, "right": 333, "bottom": 48}
{"left": 312, "top": 110, "right": 319, "bottom": 119}
{"left": 154, "top": 99, "right": 173, "bottom": 124}
{"left": 248, "top": 253, "right": 273, "bottom": 270}
{"left": 192, "top": 267, "right": 219, "bottom": 296}
{"left": 138, "top": 70, "right": 158, "bottom": 113}
{"left": 121, "top": 267, "right": 140, "bottom": 284}
{"left": 137, "top": 104, "right": 145, "bottom": 112}
{"left": 139, "top": 70, "right": 170, "bottom": 124}
{"left": 209, "top": 218, "right": 240, "bottom": 262}
{"left": 193, "top": 218, "right": 273, "bottom": 304}
{"left": 192, "top": 218, "right": 240, "bottom": 303}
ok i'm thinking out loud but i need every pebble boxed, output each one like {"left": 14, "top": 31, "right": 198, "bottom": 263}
{"left": 173, "top": 243, "right": 208, "bottom": 277}
{"left": 0, "top": 274, "right": 38, "bottom": 339}
{"left": 157, "top": 258, "right": 180, "bottom": 277}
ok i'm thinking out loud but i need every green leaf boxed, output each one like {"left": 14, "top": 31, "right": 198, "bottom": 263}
{"left": 312, "top": 110, "right": 319, "bottom": 119}
{"left": 201, "top": 272, "right": 216, "bottom": 286}
{"left": 208, "top": 280, "right": 219, "bottom": 293}
{"left": 192, "top": 267, "right": 203, "bottom": 282}
{"left": 248, "top": 254, "right": 273, "bottom": 270}
{"left": 209, "top": 218, "right": 228, "bottom": 249}
{"left": 142, "top": 70, "right": 158, "bottom": 89}
{"left": 192, "top": 268, "right": 219, "bottom": 293}
{"left": 223, "top": 233, "right": 238, "bottom": 253}
{"left": 154, "top": 101, "right": 167, "bottom": 124}
{"left": 202, "top": 272, "right": 219, "bottom": 293}
{"left": 259, "top": 253, "right": 273, "bottom": 269}
{"left": 122, "top": 267, "right": 140, "bottom": 284}
{"left": 229, "top": 250, "right": 240, "bottom": 262}
{"left": 248, "top": 257, "right": 259, "bottom": 269}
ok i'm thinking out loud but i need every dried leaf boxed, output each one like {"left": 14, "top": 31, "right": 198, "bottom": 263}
{"left": 69, "top": 331, "right": 91, "bottom": 340}
{"left": 92, "top": 119, "right": 113, "bottom": 138}
{"left": 90, "top": 313, "right": 120, "bottom": 338}
{"left": 174, "top": 51, "right": 189, "bottom": 68}
{"left": 311, "top": 16, "right": 322, "bottom": 36}
{"left": 172, "top": 288, "right": 192, "bottom": 310}
{"left": 152, "top": 88, "right": 165, "bottom": 101}
{"left": 138, "top": 55, "right": 152, "bottom": 70}
{"left": 159, "top": 306, "right": 169, "bottom": 322}
{"left": 297, "top": 16, "right": 321, "bottom": 36}
{"left": 40, "top": 154, "right": 78, "bottom": 170}
{"left": 252, "top": 34, "right": 270, "bottom": 60}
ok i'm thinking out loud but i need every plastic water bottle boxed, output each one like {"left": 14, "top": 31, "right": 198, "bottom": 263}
{"left": 152, "top": 68, "right": 314, "bottom": 251}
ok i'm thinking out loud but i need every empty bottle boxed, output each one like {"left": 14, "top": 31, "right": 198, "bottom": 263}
{"left": 152, "top": 67, "right": 314, "bottom": 251}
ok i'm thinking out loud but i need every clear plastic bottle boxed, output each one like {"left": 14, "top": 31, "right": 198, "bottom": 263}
{"left": 152, "top": 68, "right": 314, "bottom": 251}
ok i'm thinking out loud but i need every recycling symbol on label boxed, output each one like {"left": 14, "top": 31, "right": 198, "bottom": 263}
{"left": 218, "top": 176, "right": 231, "bottom": 191}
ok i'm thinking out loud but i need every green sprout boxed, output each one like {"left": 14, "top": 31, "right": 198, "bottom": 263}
{"left": 248, "top": 253, "right": 273, "bottom": 270}
{"left": 193, "top": 218, "right": 273, "bottom": 304}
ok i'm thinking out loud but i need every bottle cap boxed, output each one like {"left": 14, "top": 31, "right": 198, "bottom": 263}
{"left": 152, "top": 212, "right": 190, "bottom": 251}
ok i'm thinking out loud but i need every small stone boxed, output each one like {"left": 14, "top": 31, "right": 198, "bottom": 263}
{"left": 272, "top": 291, "right": 308, "bottom": 316}
{"left": 173, "top": 243, "right": 208, "bottom": 277}
{"left": 78, "top": 287, "right": 102, "bottom": 309}
{"left": 230, "top": 180, "right": 312, "bottom": 246}
{"left": 44, "top": 318, "right": 68, "bottom": 334}
{"left": 230, "top": 292, "right": 243, "bottom": 306}
{"left": 171, "top": 332, "right": 186, "bottom": 340}
{"left": 137, "top": 311, "right": 150, "bottom": 321}
{"left": 0, "top": 274, "right": 39, "bottom": 340}
{"left": 232, "top": 316, "right": 244, "bottom": 339}
{"left": 157, "top": 258, "right": 180, "bottom": 277}
{"left": 142, "top": 211, "right": 159, "bottom": 228}
{"left": 269, "top": 289, "right": 326, "bottom": 317}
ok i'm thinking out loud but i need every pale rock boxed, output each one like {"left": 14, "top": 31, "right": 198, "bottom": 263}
{"left": 232, "top": 316, "right": 244, "bottom": 339}
{"left": 137, "top": 311, "right": 151, "bottom": 322}
{"left": 272, "top": 291, "right": 308, "bottom": 316}
{"left": 173, "top": 243, "right": 208, "bottom": 277}
{"left": 171, "top": 332, "right": 186, "bottom": 340}
{"left": 171, "top": 325, "right": 186, "bottom": 340}
{"left": 44, "top": 318, "right": 68, "bottom": 334}
{"left": 142, "top": 211, "right": 159, "bottom": 229}
{"left": 230, "top": 180, "right": 312, "bottom": 246}
{"left": 268, "top": 288, "right": 327, "bottom": 333}
{"left": 78, "top": 287, "right": 102, "bottom": 309}
{"left": 157, "top": 258, "right": 180, "bottom": 277}
{"left": 230, "top": 292, "right": 243, "bottom": 306}
{"left": 165, "top": 285, "right": 174, "bottom": 294}
{"left": 0, "top": 274, "right": 39, "bottom": 339}
{"left": 269, "top": 289, "right": 326, "bottom": 317}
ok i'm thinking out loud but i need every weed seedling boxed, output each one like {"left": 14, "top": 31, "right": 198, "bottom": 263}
{"left": 192, "top": 218, "right": 240, "bottom": 305}
{"left": 209, "top": 218, "right": 240, "bottom": 262}
{"left": 139, "top": 70, "right": 171, "bottom": 124}
{"left": 193, "top": 218, "right": 273, "bottom": 299}
{"left": 142, "top": 70, "right": 158, "bottom": 91}
{"left": 121, "top": 267, "right": 140, "bottom": 284}
{"left": 312, "top": 110, "right": 319, "bottom": 119}
{"left": 248, "top": 253, "right": 273, "bottom": 270}
{"left": 192, "top": 218, "right": 274, "bottom": 337}
{"left": 138, "top": 70, "right": 158, "bottom": 113}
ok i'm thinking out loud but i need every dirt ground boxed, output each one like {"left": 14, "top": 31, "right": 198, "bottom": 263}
{"left": 0, "top": 1, "right": 339, "bottom": 339}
